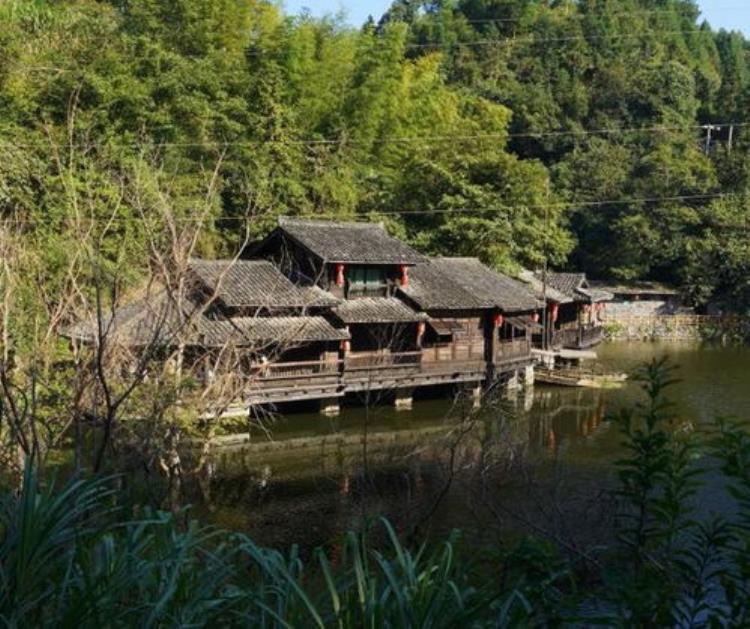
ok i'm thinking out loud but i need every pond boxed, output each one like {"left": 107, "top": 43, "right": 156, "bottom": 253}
{"left": 200, "top": 341, "right": 750, "bottom": 552}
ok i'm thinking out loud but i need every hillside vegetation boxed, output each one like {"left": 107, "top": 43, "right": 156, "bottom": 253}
{"left": 1, "top": 0, "right": 749, "bottom": 312}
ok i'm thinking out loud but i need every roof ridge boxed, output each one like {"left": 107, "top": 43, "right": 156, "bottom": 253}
{"left": 278, "top": 216, "right": 383, "bottom": 230}
{"left": 434, "top": 256, "right": 481, "bottom": 262}
{"left": 188, "top": 258, "right": 272, "bottom": 267}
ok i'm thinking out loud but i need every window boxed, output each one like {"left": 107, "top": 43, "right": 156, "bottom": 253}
{"left": 347, "top": 266, "right": 388, "bottom": 297}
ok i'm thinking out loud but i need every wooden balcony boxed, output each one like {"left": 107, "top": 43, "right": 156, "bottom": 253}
{"left": 244, "top": 358, "right": 343, "bottom": 405}
{"left": 239, "top": 338, "right": 534, "bottom": 406}
{"left": 343, "top": 348, "right": 485, "bottom": 392}
{"left": 552, "top": 324, "right": 604, "bottom": 350}
{"left": 495, "top": 338, "right": 533, "bottom": 369}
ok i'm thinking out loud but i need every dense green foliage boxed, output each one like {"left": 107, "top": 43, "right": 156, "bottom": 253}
{"left": 1, "top": 0, "right": 749, "bottom": 311}
{"left": 3, "top": 360, "right": 750, "bottom": 626}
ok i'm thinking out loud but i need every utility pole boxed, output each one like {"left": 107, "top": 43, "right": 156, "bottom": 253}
{"left": 703, "top": 124, "right": 721, "bottom": 155}
{"left": 728, "top": 124, "right": 734, "bottom": 154}
{"left": 542, "top": 181, "right": 550, "bottom": 352}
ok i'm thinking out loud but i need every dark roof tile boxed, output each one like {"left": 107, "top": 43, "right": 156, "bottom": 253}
{"left": 200, "top": 316, "right": 349, "bottom": 346}
{"left": 277, "top": 218, "right": 427, "bottom": 264}
{"left": 189, "top": 259, "right": 338, "bottom": 308}
{"left": 334, "top": 298, "right": 428, "bottom": 324}
{"left": 400, "top": 262, "right": 488, "bottom": 310}
{"left": 431, "top": 258, "right": 541, "bottom": 313}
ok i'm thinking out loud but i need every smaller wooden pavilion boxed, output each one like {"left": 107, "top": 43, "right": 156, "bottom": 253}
{"left": 525, "top": 271, "right": 612, "bottom": 349}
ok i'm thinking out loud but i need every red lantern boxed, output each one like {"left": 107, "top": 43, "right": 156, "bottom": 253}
{"left": 532, "top": 312, "right": 540, "bottom": 323}
{"left": 335, "top": 263, "right": 346, "bottom": 287}
{"left": 400, "top": 264, "right": 409, "bottom": 287}
{"left": 341, "top": 340, "right": 351, "bottom": 353}
{"left": 417, "top": 321, "right": 426, "bottom": 337}
{"left": 551, "top": 302, "right": 559, "bottom": 323}
{"left": 494, "top": 313, "right": 504, "bottom": 328}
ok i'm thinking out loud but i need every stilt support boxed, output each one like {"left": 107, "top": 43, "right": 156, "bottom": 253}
{"left": 395, "top": 389, "right": 414, "bottom": 411}
{"left": 320, "top": 398, "right": 341, "bottom": 417}
{"left": 524, "top": 365, "right": 535, "bottom": 387}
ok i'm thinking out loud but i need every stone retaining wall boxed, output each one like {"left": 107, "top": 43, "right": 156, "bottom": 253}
{"left": 601, "top": 315, "right": 750, "bottom": 342}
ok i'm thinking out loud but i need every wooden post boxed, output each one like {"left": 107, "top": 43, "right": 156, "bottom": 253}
{"left": 321, "top": 398, "right": 341, "bottom": 417}
{"left": 395, "top": 388, "right": 414, "bottom": 411}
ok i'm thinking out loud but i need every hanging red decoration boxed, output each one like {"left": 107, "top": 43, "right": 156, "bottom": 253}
{"left": 400, "top": 264, "right": 409, "bottom": 287}
{"left": 532, "top": 312, "right": 540, "bottom": 323}
{"left": 335, "top": 263, "right": 346, "bottom": 287}
{"left": 551, "top": 302, "right": 559, "bottom": 323}
{"left": 494, "top": 313, "right": 504, "bottom": 328}
{"left": 341, "top": 340, "right": 351, "bottom": 353}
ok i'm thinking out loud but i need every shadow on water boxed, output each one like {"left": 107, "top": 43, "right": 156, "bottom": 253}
{"left": 197, "top": 342, "right": 750, "bottom": 552}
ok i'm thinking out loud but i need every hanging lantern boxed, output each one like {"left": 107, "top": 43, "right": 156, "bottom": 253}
{"left": 335, "top": 263, "right": 346, "bottom": 287}
{"left": 494, "top": 313, "right": 504, "bottom": 328}
{"left": 341, "top": 340, "right": 351, "bottom": 353}
{"left": 400, "top": 264, "right": 409, "bottom": 287}
{"left": 532, "top": 312, "right": 540, "bottom": 323}
{"left": 551, "top": 302, "right": 559, "bottom": 323}
{"left": 417, "top": 321, "right": 426, "bottom": 344}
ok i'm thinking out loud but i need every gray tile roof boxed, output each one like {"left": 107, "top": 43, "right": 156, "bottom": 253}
{"left": 64, "top": 291, "right": 201, "bottom": 347}
{"left": 544, "top": 272, "right": 587, "bottom": 298}
{"left": 334, "top": 298, "right": 429, "bottom": 324}
{"left": 431, "top": 258, "right": 542, "bottom": 313}
{"left": 518, "top": 270, "right": 574, "bottom": 304}
{"left": 534, "top": 272, "right": 612, "bottom": 303}
{"left": 65, "top": 292, "right": 348, "bottom": 347}
{"left": 399, "top": 262, "right": 489, "bottom": 310}
{"left": 189, "top": 259, "right": 338, "bottom": 308}
{"left": 577, "top": 287, "right": 614, "bottom": 303}
{"left": 199, "top": 316, "right": 350, "bottom": 346}
{"left": 277, "top": 217, "right": 428, "bottom": 264}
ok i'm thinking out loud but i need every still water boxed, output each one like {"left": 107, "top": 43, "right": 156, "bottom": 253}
{"left": 203, "top": 342, "right": 750, "bottom": 551}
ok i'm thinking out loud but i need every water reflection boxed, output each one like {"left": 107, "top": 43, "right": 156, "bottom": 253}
{"left": 201, "top": 342, "right": 750, "bottom": 550}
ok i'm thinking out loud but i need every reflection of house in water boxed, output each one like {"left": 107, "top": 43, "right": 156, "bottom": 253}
{"left": 205, "top": 421, "right": 488, "bottom": 551}
{"left": 530, "top": 388, "right": 608, "bottom": 452}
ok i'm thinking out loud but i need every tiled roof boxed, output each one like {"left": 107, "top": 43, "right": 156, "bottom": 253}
{"left": 544, "top": 272, "right": 587, "bottom": 298}
{"left": 534, "top": 271, "right": 612, "bottom": 303}
{"left": 517, "top": 270, "right": 574, "bottom": 304}
{"left": 277, "top": 217, "right": 428, "bottom": 264}
{"left": 577, "top": 287, "right": 614, "bottom": 303}
{"left": 189, "top": 259, "right": 338, "bottom": 308}
{"left": 199, "top": 316, "right": 350, "bottom": 346}
{"left": 399, "top": 262, "right": 488, "bottom": 310}
{"left": 334, "top": 298, "right": 429, "bottom": 324}
{"left": 65, "top": 292, "right": 348, "bottom": 347}
{"left": 431, "top": 258, "right": 541, "bottom": 313}
{"left": 63, "top": 291, "right": 201, "bottom": 347}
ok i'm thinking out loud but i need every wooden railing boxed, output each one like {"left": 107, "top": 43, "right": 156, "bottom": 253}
{"left": 245, "top": 358, "right": 341, "bottom": 387}
{"left": 344, "top": 350, "right": 422, "bottom": 372}
{"left": 495, "top": 338, "right": 531, "bottom": 363}
{"left": 552, "top": 325, "right": 604, "bottom": 349}
{"left": 421, "top": 340, "right": 485, "bottom": 363}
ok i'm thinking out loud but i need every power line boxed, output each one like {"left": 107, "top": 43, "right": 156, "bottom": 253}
{"left": 402, "top": 28, "right": 712, "bottom": 50}
{"left": 411, "top": 5, "right": 733, "bottom": 27}
{"left": 2, "top": 192, "right": 748, "bottom": 225}
{"left": 2, "top": 122, "right": 747, "bottom": 150}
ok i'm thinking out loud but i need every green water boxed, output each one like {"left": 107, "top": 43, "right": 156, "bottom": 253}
{"left": 204, "top": 342, "right": 750, "bottom": 551}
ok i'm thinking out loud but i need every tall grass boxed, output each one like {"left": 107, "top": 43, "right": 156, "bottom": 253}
{"left": 0, "top": 468, "right": 501, "bottom": 627}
